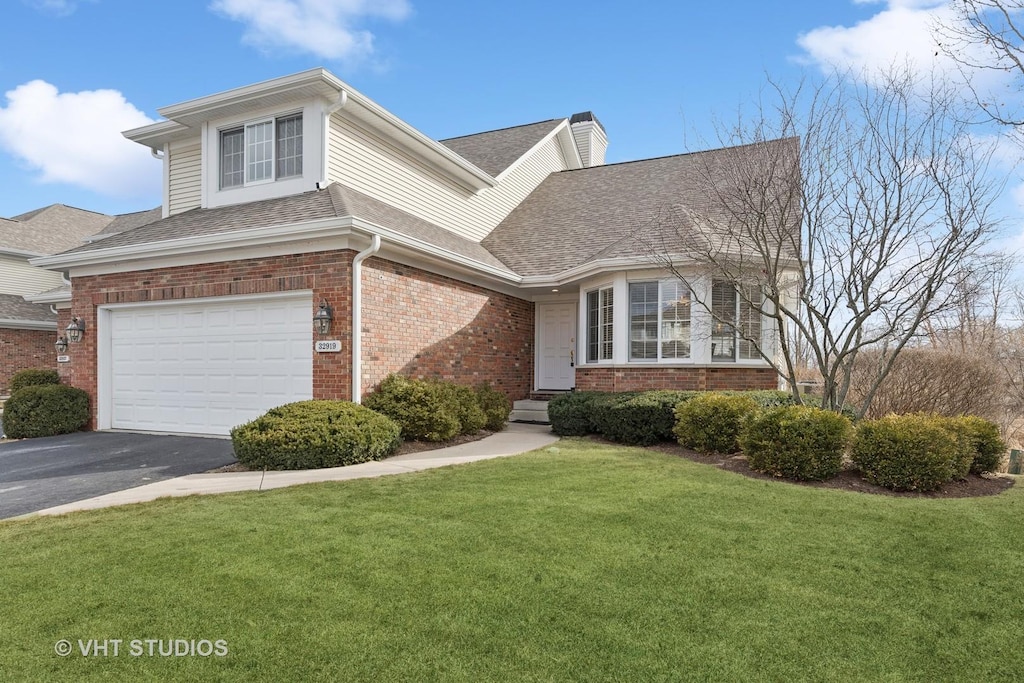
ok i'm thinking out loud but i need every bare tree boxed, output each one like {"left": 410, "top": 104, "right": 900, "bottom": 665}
{"left": 645, "top": 68, "right": 1004, "bottom": 417}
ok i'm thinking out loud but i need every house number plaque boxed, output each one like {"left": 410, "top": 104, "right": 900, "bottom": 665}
{"left": 315, "top": 340, "right": 342, "bottom": 353}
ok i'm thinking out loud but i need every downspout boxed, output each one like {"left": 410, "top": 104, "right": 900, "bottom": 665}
{"left": 151, "top": 147, "right": 164, "bottom": 160}
{"left": 351, "top": 233, "right": 381, "bottom": 403}
{"left": 322, "top": 90, "right": 348, "bottom": 187}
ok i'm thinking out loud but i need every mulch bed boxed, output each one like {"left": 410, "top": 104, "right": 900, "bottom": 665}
{"left": 647, "top": 441, "right": 1016, "bottom": 499}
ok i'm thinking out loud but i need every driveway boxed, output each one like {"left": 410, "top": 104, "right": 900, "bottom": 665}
{"left": 0, "top": 432, "right": 236, "bottom": 519}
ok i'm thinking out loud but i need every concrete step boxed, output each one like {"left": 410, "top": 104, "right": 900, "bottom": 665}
{"left": 510, "top": 399, "right": 550, "bottom": 424}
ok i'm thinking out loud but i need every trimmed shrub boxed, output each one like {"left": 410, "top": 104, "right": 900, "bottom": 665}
{"left": 590, "top": 390, "right": 699, "bottom": 445}
{"left": 944, "top": 415, "right": 1006, "bottom": 475}
{"left": 475, "top": 383, "right": 511, "bottom": 431}
{"left": 548, "top": 391, "right": 603, "bottom": 436}
{"left": 8, "top": 368, "right": 60, "bottom": 395}
{"left": 741, "top": 405, "right": 853, "bottom": 481}
{"left": 363, "top": 374, "right": 460, "bottom": 442}
{"left": 2, "top": 384, "right": 90, "bottom": 439}
{"left": 435, "top": 381, "right": 487, "bottom": 435}
{"left": 674, "top": 393, "right": 759, "bottom": 454}
{"left": 231, "top": 400, "right": 401, "bottom": 470}
{"left": 851, "top": 414, "right": 965, "bottom": 492}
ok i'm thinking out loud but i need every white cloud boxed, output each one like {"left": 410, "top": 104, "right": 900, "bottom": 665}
{"left": 0, "top": 80, "right": 159, "bottom": 198}
{"left": 23, "top": 0, "right": 91, "bottom": 17}
{"left": 210, "top": 0, "right": 412, "bottom": 61}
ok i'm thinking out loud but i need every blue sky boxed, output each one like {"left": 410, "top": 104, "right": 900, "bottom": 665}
{"left": 0, "top": 0, "right": 1018, "bottom": 237}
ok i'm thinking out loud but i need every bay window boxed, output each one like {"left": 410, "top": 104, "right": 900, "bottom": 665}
{"left": 220, "top": 113, "right": 303, "bottom": 189}
{"left": 629, "top": 280, "right": 691, "bottom": 360}
{"left": 711, "top": 280, "right": 763, "bottom": 362}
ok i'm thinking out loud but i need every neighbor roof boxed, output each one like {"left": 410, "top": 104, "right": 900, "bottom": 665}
{"left": 440, "top": 119, "right": 563, "bottom": 177}
{"left": 97, "top": 207, "right": 163, "bottom": 236}
{"left": 482, "top": 138, "right": 800, "bottom": 277}
{"left": 1, "top": 204, "right": 114, "bottom": 254}
{"left": 0, "top": 293, "right": 55, "bottom": 323}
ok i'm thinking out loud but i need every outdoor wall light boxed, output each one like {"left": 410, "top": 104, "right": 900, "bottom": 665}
{"left": 66, "top": 317, "right": 86, "bottom": 343}
{"left": 313, "top": 299, "right": 333, "bottom": 335}
{"left": 55, "top": 336, "right": 68, "bottom": 354}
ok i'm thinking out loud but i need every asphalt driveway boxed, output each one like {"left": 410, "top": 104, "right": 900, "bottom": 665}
{"left": 0, "top": 432, "right": 236, "bottom": 519}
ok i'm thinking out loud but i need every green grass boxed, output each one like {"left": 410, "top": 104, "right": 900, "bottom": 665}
{"left": 2, "top": 439, "right": 1022, "bottom": 682}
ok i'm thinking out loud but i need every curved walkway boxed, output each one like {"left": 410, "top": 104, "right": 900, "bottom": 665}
{"left": 27, "top": 423, "right": 558, "bottom": 517}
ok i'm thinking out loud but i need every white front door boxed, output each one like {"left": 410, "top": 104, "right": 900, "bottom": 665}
{"left": 538, "top": 302, "right": 576, "bottom": 391}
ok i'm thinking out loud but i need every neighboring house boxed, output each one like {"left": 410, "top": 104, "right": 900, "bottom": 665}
{"left": 31, "top": 68, "right": 791, "bottom": 436}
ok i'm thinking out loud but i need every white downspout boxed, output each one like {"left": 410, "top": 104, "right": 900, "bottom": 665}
{"left": 351, "top": 233, "right": 381, "bottom": 403}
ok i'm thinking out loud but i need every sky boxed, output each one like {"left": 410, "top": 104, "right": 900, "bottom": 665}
{"left": 0, "top": 0, "right": 1021, "bottom": 242}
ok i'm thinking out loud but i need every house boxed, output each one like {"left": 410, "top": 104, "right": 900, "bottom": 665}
{"left": 31, "top": 68, "right": 789, "bottom": 436}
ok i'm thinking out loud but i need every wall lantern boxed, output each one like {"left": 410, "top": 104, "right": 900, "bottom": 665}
{"left": 55, "top": 336, "right": 68, "bottom": 354}
{"left": 313, "top": 299, "right": 333, "bottom": 336}
{"left": 66, "top": 317, "right": 86, "bottom": 343}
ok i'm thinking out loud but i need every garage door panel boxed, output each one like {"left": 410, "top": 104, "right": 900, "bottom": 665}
{"left": 108, "top": 296, "right": 313, "bottom": 435}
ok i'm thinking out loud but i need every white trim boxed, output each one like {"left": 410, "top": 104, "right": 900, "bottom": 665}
{"left": 495, "top": 120, "right": 582, "bottom": 182}
{"left": 0, "top": 247, "right": 44, "bottom": 258}
{"left": 0, "top": 319, "right": 57, "bottom": 330}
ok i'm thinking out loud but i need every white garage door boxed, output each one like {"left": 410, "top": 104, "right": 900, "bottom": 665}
{"left": 108, "top": 294, "right": 313, "bottom": 435}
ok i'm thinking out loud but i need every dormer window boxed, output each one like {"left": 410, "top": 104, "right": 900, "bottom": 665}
{"left": 219, "top": 113, "right": 303, "bottom": 189}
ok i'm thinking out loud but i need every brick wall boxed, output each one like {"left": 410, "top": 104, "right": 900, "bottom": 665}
{"left": 0, "top": 328, "right": 55, "bottom": 393}
{"left": 575, "top": 365, "right": 779, "bottom": 392}
{"left": 362, "top": 257, "right": 534, "bottom": 401}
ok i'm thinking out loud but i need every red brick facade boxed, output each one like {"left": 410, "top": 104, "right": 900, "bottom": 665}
{"left": 0, "top": 327, "right": 55, "bottom": 393}
{"left": 575, "top": 365, "right": 779, "bottom": 392}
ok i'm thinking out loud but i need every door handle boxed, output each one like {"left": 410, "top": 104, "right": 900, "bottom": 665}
{"left": 569, "top": 349, "right": 575, "bottom": 367}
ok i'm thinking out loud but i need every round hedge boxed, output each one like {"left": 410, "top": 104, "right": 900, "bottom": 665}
{"left": 674, "top": 393, "right": 759, "bottom": 454}
{"left": 946, "top": 415, "right": 1006, "bottom": 475}
{"left": 8, "top": 368, "right": 60, "bottom": 395}
{"left": 475, "top": 383, "right": 512, "bottom": 431}
{"left": 230, "top": 400, "right": 401, "bottom": 470}
{"left": 2, "top": 384, "right": 90, "bottom": 438}
{"left": 851, "top": 414, "right": 967, "bottom": 492}
{"left": 741, "top": 405, "right": 853, "bottom": 481}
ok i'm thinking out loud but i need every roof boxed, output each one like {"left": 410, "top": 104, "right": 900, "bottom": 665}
{"left": 0, "top": 293, "right": 55, "bottom": 324}
{"left": 56, "top": 184, "right": 515, "bottom": 275}
{"left": 0, "top": 204, "right": 114, "bottom": 255}
{"left": 96, "top": 207, "right": 164, "bottom": 236}
{"left": 482, "top": 138, "right": 800, "bottom": 278}
{"left": 440, "top": 119, "right": 563, "bottom": 177}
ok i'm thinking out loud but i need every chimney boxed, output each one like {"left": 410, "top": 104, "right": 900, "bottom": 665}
{"left": 569, "top": 111, "right": 608, "bottom": 167}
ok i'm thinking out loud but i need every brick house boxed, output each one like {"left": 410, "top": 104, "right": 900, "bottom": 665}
{"left": 32, "top": 68, "right": 789, "bottom": 436}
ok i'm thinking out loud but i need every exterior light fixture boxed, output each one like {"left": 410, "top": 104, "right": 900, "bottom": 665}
{"left": 313, "top": 299, "right": 333, "bottom": 336}
{"left": 66, "top": 317, "right": 86, "bottom": 343}
{"left": 55, "top": 336, "right": 68, "bottom": 354}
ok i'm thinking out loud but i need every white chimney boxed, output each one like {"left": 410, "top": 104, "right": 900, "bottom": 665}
{"left": 570, "top": 112, "right": 608, "bottom": 167}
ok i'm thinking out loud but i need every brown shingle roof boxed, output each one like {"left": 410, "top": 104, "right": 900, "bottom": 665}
{"left": 98, "top": 207, "right": 163, "bottom": 236}
{"left": 440, "top": 119, "right": 563, "bottom": 177}
{"left": 0, "top": 293, "right": 55, "bottom": 324}
{"left": 1, "top": 204, "right": 114, "bottom": 254}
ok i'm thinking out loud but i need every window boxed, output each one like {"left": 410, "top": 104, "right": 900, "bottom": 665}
{"left": 711, "top": 280, "right": 763, "bottom": 362}
{"left": 220, "top": 113, "right": 303, "bottom": 189}
{"left": 629, "top": 281, "right": 691, "bottom": 360}
{"left": 586, "top": 287, "right": 614, "bottom": 362}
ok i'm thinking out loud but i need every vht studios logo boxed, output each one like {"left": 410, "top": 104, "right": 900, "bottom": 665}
{"left": 55, "top": 638, "right": 228, "bottom": 657}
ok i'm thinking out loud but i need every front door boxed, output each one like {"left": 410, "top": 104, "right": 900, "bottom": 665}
{"left": 538, "top": 302, "right": 576, "bottom": 390}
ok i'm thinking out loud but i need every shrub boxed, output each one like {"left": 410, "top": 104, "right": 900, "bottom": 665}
{"left": 741, "top": 405, "right": 853, "bottom": 481}
{"left": 8, "top": 368, "right": 60, "bottom": 395}
{"left": 589, "top": 390, "right": 699, "bottom": 445}
{"left": 475, "top": 383, "right": 511, "bottom": 431}
{"left": 851, "top": 414, "right": 965, "bottom": 492}
{"left": 434, "top": 381, "right": 487, "bottom": 435}
{"left": 674, "top": 393, "right": 759, "bottom": 454}
{"left": 2, "top": 384, "right": 90, "bottom": 439}
{"left": 363, "top": 374, "right": 460, "bottom": 442}
{"left": 548, "top": 391, "right": 603, "bottom": 436}
{"left": 231, "top": 400, "right": 401, "bottom": 470}
{"left": 944, "top": 415, "right": 1006, "bottom": 475}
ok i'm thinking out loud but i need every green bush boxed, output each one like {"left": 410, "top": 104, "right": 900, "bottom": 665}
{"left": 8, "top": 368, "right": 60, "bottom": 395}
{"left": 231, "top": 400, "right": 401, "bottom": 470}
{"left": 547, "top": 391, "right": 603, "bottom": 436}
{"left": 851, "top": 414, "right": 965, "bottom": 492}
{"left": 435, "top": 381, "right": 487, "bottom": 435}
{"left": 674, "top": 393, "right": 759, "bottom": 454}
{"left": 2, "top": 384, "right": 90, "bottom": 438}
{"left": 475, "top": 383, "right": 511, "bottom": 431}
{"left": 943, "top": 415, "right": 1006, "bottom": 475}
{"left": 364, "top": 374, "right": 460, "bottom": 442}
{"left": 741, "top": 405, "right": 853, "bottom": 481}
{"left": 590, "top": 390, "right": 699, "bottom": 445}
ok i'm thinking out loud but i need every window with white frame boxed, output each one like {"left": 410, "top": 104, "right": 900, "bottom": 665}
{"left": 586, "top": 287, "right": 614, "bottom": 362}
{"left": 711, "top": 280, "right": 763, "bottom": 362}
{"left": 220, "top": 113, "right": 303, "bottom": 189}
{"left": 629, "top": 280, "right": 691, "bottom": 360}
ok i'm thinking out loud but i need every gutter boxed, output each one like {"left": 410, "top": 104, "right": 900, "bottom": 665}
{"left": 351, "top": 233, "right": 381, "bottom": 403}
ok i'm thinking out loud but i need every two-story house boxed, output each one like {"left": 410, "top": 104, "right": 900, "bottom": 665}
{"left": 32, "top": 68, "right": 792, "bottom": 436}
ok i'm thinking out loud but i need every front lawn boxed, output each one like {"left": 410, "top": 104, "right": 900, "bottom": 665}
{"left": 2, "top": 439, "right": 1021, "bottom": 681}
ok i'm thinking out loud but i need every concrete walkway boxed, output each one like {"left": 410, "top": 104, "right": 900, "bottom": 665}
{"left": 28, "top": 423, "right": 558, "bottom": 517}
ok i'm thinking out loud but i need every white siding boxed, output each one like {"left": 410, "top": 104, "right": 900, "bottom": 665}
{"left": 0, "top": 255, "right": 63, "bottom": 296}
{"left": 328, "top": 115, "right": 568, "bottom": 241}
{"left": 168, "top": 138, "right": 202, "bottom": 216}
{"left": 572, "top": 127, "right": 592, "bottom": 168}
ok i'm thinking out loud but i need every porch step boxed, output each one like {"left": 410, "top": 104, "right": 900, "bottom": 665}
{"left": 510, "top": 399, "right": 550, "bottom": 424}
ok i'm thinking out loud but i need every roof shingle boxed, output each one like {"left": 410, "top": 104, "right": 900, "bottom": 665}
{"left": 440, "top": 119, "right": 563, "bottom": 177}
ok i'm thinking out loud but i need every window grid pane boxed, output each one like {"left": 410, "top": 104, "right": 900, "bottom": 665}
{"left": 587, "top": 290, "right": 599, "bottom": 362}
{"left": 660, "top": 281, "right": 691, "bottom": 359}
{"left": 629, "top": 282, "right": 658, "bottom": 360}
{"left": 246, "top": 121, "right": 274, "bottom": 182}
{"left": 600, "top": 288, "right": 614, "bottom": 360}
{"left": 220, "top": 128, "right": 244, "bottom": 188}
{"left": 739, "top": 285, "right": 762, "bottom": 360}
{"left": 711, "top": 280, "right": 736, "bottom": 362}
{"left": 276, "top": 115, "right": 303, "bottom": 179}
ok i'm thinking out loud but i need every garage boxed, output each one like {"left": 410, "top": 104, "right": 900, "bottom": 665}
{"left": 103, "top": 293, "right": 314, "bottom": 435}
